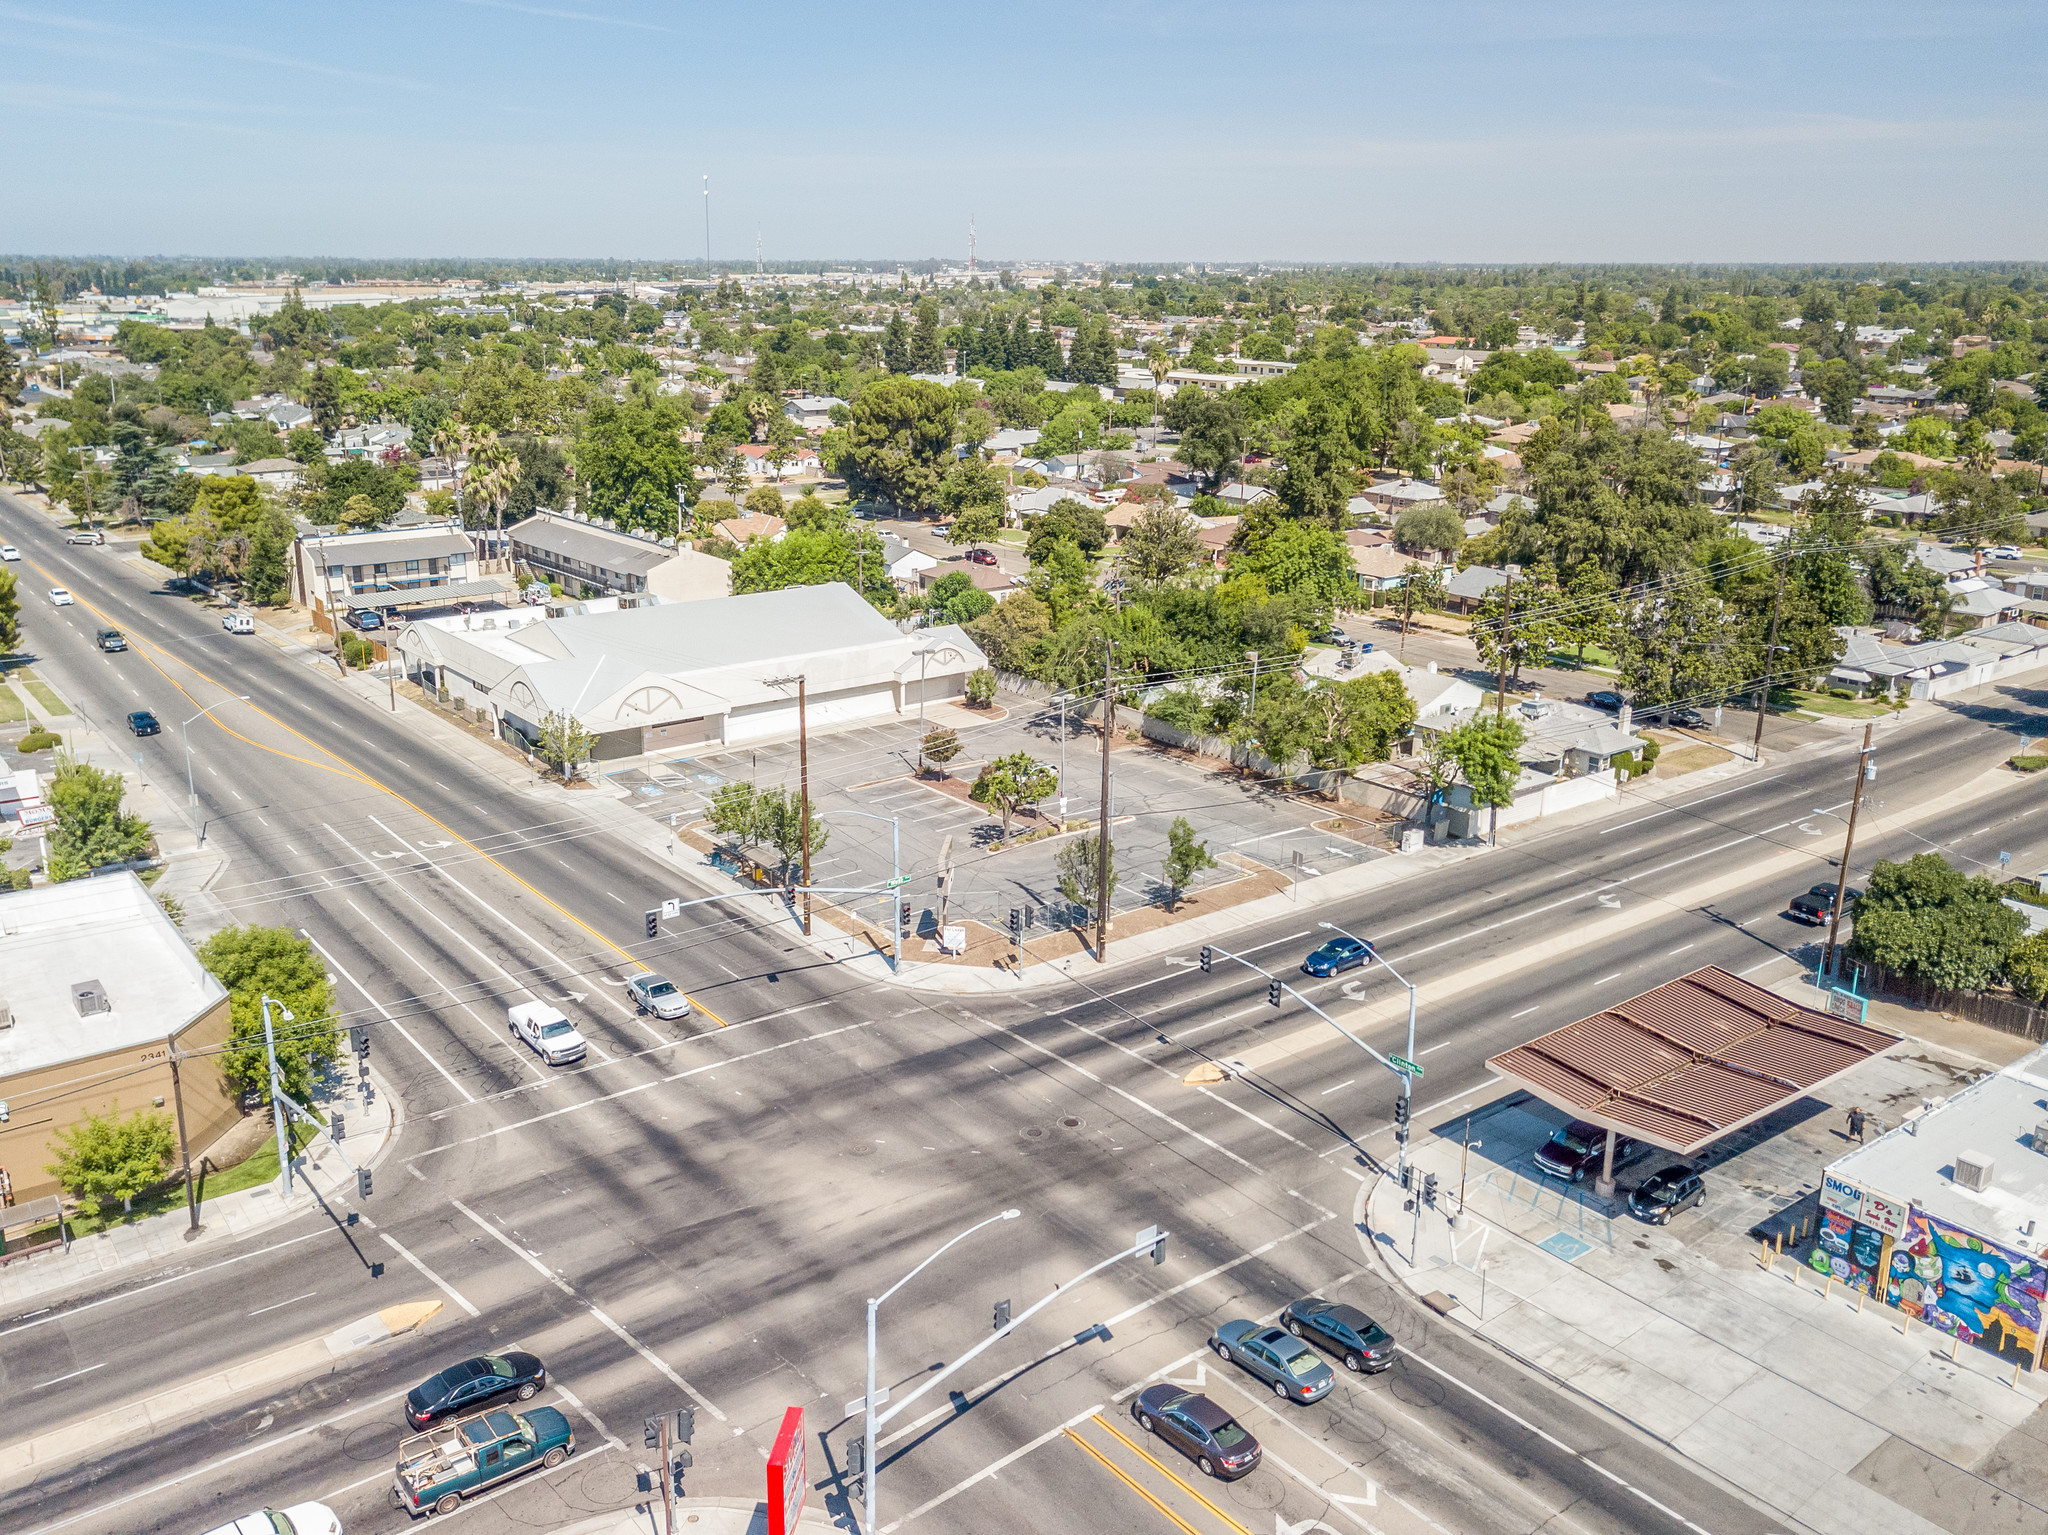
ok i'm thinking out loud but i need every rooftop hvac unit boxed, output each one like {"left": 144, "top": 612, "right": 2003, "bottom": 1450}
{"left": 0, "top": 999, "right": 11, "bottom": 1030}
{"left": 72, "top": 980, "right": 110, "bottom": 1017}
{"left": 1954, "top": 1150, "right": 1996, "bottom": 1193}
{"left": 2034, "top": 1121, "right": 2048, "bottom": 1154}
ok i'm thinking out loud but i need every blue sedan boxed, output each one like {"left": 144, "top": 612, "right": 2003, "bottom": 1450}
{"left": 1302, "top": 935, "right": 1372, "bottom": 977}
{"left": 1211, "top": 1320, "right": 1335, "bottom": 1402}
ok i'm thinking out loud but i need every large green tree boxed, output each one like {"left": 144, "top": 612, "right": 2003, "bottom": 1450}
{"left": 575, "top": 395, "right": 693, "bottom": 532}
{"left": 1849, "top": 854, "right": 2025, "bottom": 992}
{"left": 46, "top": 756, "right": 152, "bottom": 880}
{"left": 729, "top": 525, "right": 898, "bottom": 608}
{"left": 1510, "top": 420, "right": 1719, "bottom": 584}
{"left": 1612, "top": 577, "right": 1744, "bottom": 707}
{"left": 45, "top": 1104, "right": 177, "bottom": 1217}
{"left": 842, "top": 377, "right": 957, "bottom": 513}
{"left": 196, "top": 924, "right": 339, "bottom": 1103}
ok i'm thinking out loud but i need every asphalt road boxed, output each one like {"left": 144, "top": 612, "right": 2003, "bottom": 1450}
{"left": 2, "top": 489, "right": 2042, "bottom": 1535}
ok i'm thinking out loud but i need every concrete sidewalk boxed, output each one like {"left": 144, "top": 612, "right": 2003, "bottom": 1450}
{"left": 1362, "top": 1030, "right": 2048, "bottom": 1535}
{"left": 550, "top": 1497, "right": 840, "bottom": 1535}
{"left": 0, "top": 1052, "right": 402, "bottom": 1311}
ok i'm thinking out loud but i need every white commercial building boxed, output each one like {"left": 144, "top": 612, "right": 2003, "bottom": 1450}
{"left": 392, "top": 583, "right": 986, "bottom": 762}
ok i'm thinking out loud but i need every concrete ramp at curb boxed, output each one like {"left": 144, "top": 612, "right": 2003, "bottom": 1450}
{"left": 0, "top": 1300, "right": 447, "bottom": 1484}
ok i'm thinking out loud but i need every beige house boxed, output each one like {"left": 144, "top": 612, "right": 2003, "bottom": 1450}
{"left": 0, "top": 875, "right": 236, "bottom": 1208}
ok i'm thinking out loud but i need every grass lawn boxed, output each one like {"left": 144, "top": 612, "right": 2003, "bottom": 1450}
{"left": 14, "top": 667, "right": 67, "bottom": 716}
{"left": 7, "top": 1113, "right": 324, "bottom": 1246}
{"left": 1776, "top": 687, "right": 1894, "bottom": 720}
{"left": 0, "top": 682, "right": 24, "bottom": 725}
{"left": 1544, "top": 643, "right": 1620, "bottom": 671}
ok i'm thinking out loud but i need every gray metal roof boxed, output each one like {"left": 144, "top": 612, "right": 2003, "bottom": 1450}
{"left": 508, "top": 513, "right": 672, "bottom": 576}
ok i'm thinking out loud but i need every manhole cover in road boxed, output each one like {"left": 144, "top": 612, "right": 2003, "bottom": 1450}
{"left": 842, "top": 1144, "right": 876, "bottom": 1157}
{"left": 341, "top": 1424, "right": 389, "bottom": 1461}
{"left": 1060, "top": 1117, "right": 1082, "bottom": 1129}
{"left": 1325, "top": 1406, "right": 1386, "bottom": 1446}
{"left": 1223, "top": 1471, "right": 1286, "bottom": 1512}
{"left": 1021, "top": 1127, "right": 1046, "bottom": 1139}
{"left": 1389, "top": 1372, "right": 1445, "bottom": 1409}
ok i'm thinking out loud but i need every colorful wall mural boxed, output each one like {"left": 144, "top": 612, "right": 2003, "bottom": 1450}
{"left": 1885, "top": 1211, "right": 2046, "bottom": 1359}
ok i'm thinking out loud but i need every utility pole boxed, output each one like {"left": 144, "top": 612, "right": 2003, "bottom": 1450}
{"left": 1495, "top": 563, "right": 1521, "bottom": 719}
{"left": 797, "top": 676, "right": 811, "bottom": 936}
{"left": 702, "top": 175, "right": 710, "bottom": 272}
{"left": 1822, "top": 723, "right": 1875, "bottom": 981}
{"left": 261, "top": 994, "right": 294, "bottom": 1199}
{"left": 169, "top": 1049, "right": 200, "bottom": 1233}
{"left": 1095, "top": 640, "right": 1115, "bottom": 962}
{"left": 1752, "top": 561, "right": 1786, "bottom": 757}
{"left": 658, "top": 1413, "right": 675, "bottom": 1535}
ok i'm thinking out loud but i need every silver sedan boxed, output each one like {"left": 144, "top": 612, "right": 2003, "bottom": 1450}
{"left": 625, "top": 972, "right": 692, "bottom": 1019}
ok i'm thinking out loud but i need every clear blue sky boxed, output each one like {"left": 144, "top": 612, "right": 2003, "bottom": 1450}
{"left": 6, "top": 0, "right": 2043, "bottom": 262}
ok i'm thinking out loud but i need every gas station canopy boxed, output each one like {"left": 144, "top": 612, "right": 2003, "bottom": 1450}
{"left": 1487, "top": 967, "right": 1898, "bottom": 1156}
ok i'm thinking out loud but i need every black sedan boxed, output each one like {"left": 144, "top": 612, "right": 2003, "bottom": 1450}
{"left": 1585, "top": 690, "right": 1624, "bottom": 712}
{"left": 127, "top": 710, "right": 162, "bottom": 736}
{"left": 1281, "top": 1297, "right": 1397, "bottom": 1373}
{"left": 1130, "top": 1386, "right": 1261, "bottom": 1479}
{"left": 1302, "top": 935, "right": 1373, "bottom": 977}
{"left": 404, "top": 1352, "right": 546, "bottom": 1429}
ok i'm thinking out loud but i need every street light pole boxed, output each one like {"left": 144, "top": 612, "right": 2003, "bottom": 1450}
{"left": 763, "top": 674, "right": 812, "bottom": 935}
{"left": 1319, "top": 920, "right": 1418, "bottom": 1180}
{"left": 864, "top": 1209, "right": 1021, "bottom": 1535}
{"left": 1095, "top": 639, "right": 1115, "bottom": 962}
{"left": 260, "top": 993, "right": 296, "bottom": 1199}
{"left": 1752, "top": 562, "right": 1786, "bottom": 758}
{"left": 1822, "top": 723, "right": 1876, "bottom": 982}
{"left": 183, "top": 695, "right": 250, "bottom": 846}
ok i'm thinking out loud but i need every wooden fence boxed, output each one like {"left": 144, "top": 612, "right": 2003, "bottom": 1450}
{"left": 1863, "top": 963, "right": 2048, "bottom": 1043}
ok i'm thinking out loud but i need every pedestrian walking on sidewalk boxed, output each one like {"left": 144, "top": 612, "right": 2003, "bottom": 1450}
{"left": 1847, "top": 1105, "right": 1866, "bottom": 1143}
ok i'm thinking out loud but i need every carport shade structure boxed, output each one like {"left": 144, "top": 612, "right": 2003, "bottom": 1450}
{"left": 1487, "top": 966, "right": 1897, "bottom": 1189}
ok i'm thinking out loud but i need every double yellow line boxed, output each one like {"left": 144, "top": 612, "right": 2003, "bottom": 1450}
{"left": 1065, "top": 1412, "right": 1251, "bottom": 1535}
{"left": 28, "top": 550, "right": 729, "bottom": 1025}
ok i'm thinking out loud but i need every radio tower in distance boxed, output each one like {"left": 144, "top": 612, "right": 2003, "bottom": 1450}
{"left": 968, "top": 214, "right": 977, "bottom": 274}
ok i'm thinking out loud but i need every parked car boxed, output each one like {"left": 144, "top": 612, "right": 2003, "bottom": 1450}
{"left": 1280, "top": 1297, "right": 1396, "bottom": 1373}
{"left": 222, "top": 610, "right": 257, "bottom": 634}
{"left": 1302, "top": 934, "right": 1373, "bottom": 977}
{"left": 1666, "top": 705, "right": 1708, "bottom": 730}
{"left": 1788, "top": 883, "right": 1859, "bottom": 925}
{"left": 1629, "top": 1165, "right": 1706, "bottom": 1224}
{"left": 346, "top": 607, "right": 385, "bottom": 631}
{"left": 1130, "top": 1386, "right": 1261, "bottom": 1479}
{"left": 0, "top": 545, "right": 18, "bottom": 561}
{"left": 1584, "top": 690, "right": 1624, "bottom": 712}
{"left": 65, "top": 529, "right": 105, "bottom": 545}
{"left": 1211, "top": 1319, "right": 1336, "bottom": 1402}
{"left": 200, "top": 1503, "right": 342, "bottom": 1535}
{"left": 625, "top": 972, "right": 692, "bottom": 1020}
{"left": 393, "top": 1405, "right": 572, "bottom": 1518}
{"left": 48, "top": 586, "right": 73, "bottom": 606}
{"left": 404, "top": 1352, "right": 547, "bottom": 1429}
{"left": 965, "top": 547, "right": 998, "bottom": 566}
{"left": 96, "top": 626, "right": 127, "bottom": 652}
{"left": 1534, "top": 1120, "right": 1639, "bottom": 1183}
{"left": 127, "top": 710, "right": 162, "bottom": 736}
{"left": 1986, "top": 545, "right": 2023, "bottom": 562}
{"left": 508, "top": 1001, "right": 587, "bottom": 1066}
{"left": 1318, "top": 626, "right": 1350, "bottom": 645}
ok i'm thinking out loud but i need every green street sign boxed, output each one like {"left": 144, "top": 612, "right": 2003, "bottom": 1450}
{"left": 1388, "top": 1055, "right": 1423, "bottom": 1078}
{"left": 885, "top": 875, "right": 911, "bottom": 888}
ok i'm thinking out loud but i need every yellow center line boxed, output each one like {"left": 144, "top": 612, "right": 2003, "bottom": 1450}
{"left": 34, "top": 557, "right": 731, "bottom": 1024}
{"left": 1090, "top": 1413, "right": 1253, "bottom": 1535}
{"left": 1064, "top": 1426, "right": 1205, "bottom": 1535}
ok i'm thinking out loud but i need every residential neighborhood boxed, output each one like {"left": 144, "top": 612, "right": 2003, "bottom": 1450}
{"left": 2, "top": 8, "right": 2047, "bottom": 1535}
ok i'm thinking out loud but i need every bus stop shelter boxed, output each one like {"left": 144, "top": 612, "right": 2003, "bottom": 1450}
{"left": 1487, "top": 966, "right": 1898, "bottom": 1196}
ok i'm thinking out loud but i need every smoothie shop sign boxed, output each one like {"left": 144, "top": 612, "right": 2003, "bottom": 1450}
{"left": 1820, "top": 1173, "right": 1907, "bottom": 1236}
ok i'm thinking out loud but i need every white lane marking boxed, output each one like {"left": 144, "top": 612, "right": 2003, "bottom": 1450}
{"left": 880, "top": 1405, "right": 1102, "bottom": 1532}
{"left": 1412, "top": 1074, "right": 1505, "bottom": 1122}
{"left": 258, "top": 815, "right": 269, "bottom": 826}
{"left": 246, "top": 1291, "right": 317, "bottom": 1317}
{"left": 550, "top": 1380, "right": 623, "bottom": 1450}
{"left": 1100, "top": 1218, "right": 1328, "bottom": 1329}
{"left": 1510, "top": 1006, "right": 1539, "bottom": 1019}
{"left": 305, "top": 932, "right": 480, "bottom": 1104}
{"left": 285, "top": 844, "right": 299, "bottom": 854}
{"left": 1599, "top": 774, "right": 1784, "bottom": 834}
{"left": 1322, "top": 1079, "right": 1356, "bottom": 1095}
{"left": 1667, "top": 943, "right": 1694, "bottom": 956}
{"left": 1420, "top": 1041, "right": 1451, "bottom": 1055}
{"left": 452, "top": 1199, "right": 726, "bottom": 1421}
{"left": 31, "top": 1362, "right": 106, "bottom": 1390}
{"left": 607, "top": 892, "right": 625, "bottom": 904}
{"left": 1395, "top": 1344, "right": 1577, "bottom": 1453}
{"left": 381, "top": 1234, "right": 480, "bottom": 1317}
{"left": 0, "top": 1228, "right": 332, "bottom": 1339}
{"left": 1594, "top": 972, "right": 1623, "bottom": 985}
{"left": 1740, "top": 957, "right": 1784, "bottom": 976}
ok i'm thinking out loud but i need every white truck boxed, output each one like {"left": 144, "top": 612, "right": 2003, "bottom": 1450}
{"left": 508, "top": 1000, "right": 588, "bottom": 1066}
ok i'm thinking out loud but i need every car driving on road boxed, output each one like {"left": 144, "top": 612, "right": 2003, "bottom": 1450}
{"left": 65, "top": 529, "right": 105, "bottom": 545}
{"left": 199, "top": 1502, "right": 342, "bottom": 1535}
{"left": 404, "top": 1352, "right": 547, "bottom": 1429}
{"left": 96, "top": 626, "right": 127, "bottom": 652}
{"left": 128, "top": 710, "right": 162, "bottom": 736}
{"left": 1585, "top": 689, "right": 1623, "bottom": 712}
{"left": 625, "top": 972, "right": 691, "bottom": 1019}
{"left": 1280, "top": 1297, "right": 1396, "bottom": 1373}
{"left": 965, "top": 547, "right": 998, "bottom": 565}
{"left": 508, "top": 1000, "right": 587, "bottom": 1065}
{"left": 48, "top": 586, "right": 73, "bottom": 606}
{"left": 223, "top": 610, "right": 257, "bottom": 634}
{"left": 0, "top": 544, "right": 18, "bottom": 561}
{"left": 1211, "top": 1319, "right": 1336, "bottom": 1402}
{"left": 1130, "top": 1386, "right": 1261, "bottom": 1479}
{"left": 1302, "top": 934, "right": 1372, "bottom": 977}
{"left": 1788, "top": 883, "right": 1860, "bottom": 925}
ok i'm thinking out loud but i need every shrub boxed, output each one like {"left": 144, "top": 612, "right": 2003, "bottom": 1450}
{"left": 1145, "top": 688, "right": 1207, "bottom": 732}
{"left": 2010, "top": 755, "right": 2048, "bottom": 772}
{"left": 20, "top": 730, "right": 59, "bottom": 753}
{"left": 965, "top": 667, "right": 997, "bottom": 708}
{"left": 2007, "top": 933, "right": 2048, "bottom": 1003}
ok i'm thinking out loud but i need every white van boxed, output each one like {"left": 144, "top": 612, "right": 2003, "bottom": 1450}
{"left": 508, "top": 1001, "right": 587, "bottom": 1066}
{"left": 222, "top": 610, "right": 256, "bottom": 634}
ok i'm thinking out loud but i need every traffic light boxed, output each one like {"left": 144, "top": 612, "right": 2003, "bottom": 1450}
{"left": 900, "top": 901, "right": 913, "bottom": 930}
{"left": 1392, "top": 1094, "right": 1410, "bottom": 1127}
{"left": 352, "top": 1026, "right": 369, "bottom": 1059}
{"left": 993, "top": 1298, "right": 1011, "bottom": 1330}
{"left": 356, "top": 1167, "right": 372, "bottom": 1199}
{"left": 1267, "top": 977, "right": 1281, "bottom": 1007}
{"left": 1400, "top": 1164, "right": 1413, "bottom": 1191}
{"left": 645, "top": 909, "right": 659, "bottom": 940}
{"left": 1423, "top": 1173, "right": 1439, "bottom": 1207}
{"left": 1199, "top": 945, "right": 1212, "bottom": 973}
{"left": 1008, "top": 908, "right": 1022, "bottom": 937}
{"left": 331, "top": 1112, "right": 346, "bottom": 1141}
{"left": 847, "top": 1436, "right": 866, "bottom": 1474}
{"left": 675, "top": 1407, "right": 696, "bottom": 1443}
{"left": 1151, "top": 1232, "right": 1167, "bottom": 1265}
{"left": 645, "top": 1417, "right": 663, "bottom": 1450}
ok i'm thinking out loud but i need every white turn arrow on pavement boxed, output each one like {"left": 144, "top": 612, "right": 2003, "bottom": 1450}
{"left": 372, "top": 850, "right": 406, "bottom": 860}
{"left": 417, "top": 839, "right": 452, "bottom": 849}
{"left": 1340, "top": 980, "right": 1367, "bottom": 1001}
{"left": 558, "top": 992, "right": 588, "bottom": 1004}
{"left": 1162, "top": 1362, "right": 1208, "bottom": 1389}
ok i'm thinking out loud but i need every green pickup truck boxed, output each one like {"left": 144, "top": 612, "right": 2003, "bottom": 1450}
{"left": 391, "top": 1404, "right": 574, "bottom": 1517}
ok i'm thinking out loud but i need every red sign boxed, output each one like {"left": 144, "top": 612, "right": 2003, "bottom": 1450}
{"left": 766, "top": 1405, "right": 806, "bottom": 1535}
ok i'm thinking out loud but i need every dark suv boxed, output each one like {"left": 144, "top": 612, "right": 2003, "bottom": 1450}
{"left": 96, "top": 627, "right": 127, "bottom": 652}
{"left": 1534, "top": 1120, "right": 1639, "bottom": 1183}
{"left": 1630, "top": 1165, "right": 1705, "bottom": 1224}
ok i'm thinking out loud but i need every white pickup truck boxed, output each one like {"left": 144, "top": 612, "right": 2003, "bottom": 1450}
{"left": 508, "top": 1001, "right": 588, "bottom": 1066}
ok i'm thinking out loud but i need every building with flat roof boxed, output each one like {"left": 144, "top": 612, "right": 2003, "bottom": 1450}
{"left": 392, "top": 583, "right": 985, "bottom": 762}
{"left": 507, "top": 510, "right": 729, "bottom": 601}
{"left": 0, "top": 873, "right": 235, "bottom": 1207}
{"left": 288, "top": 520, "right": 487, "bottom": 610}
